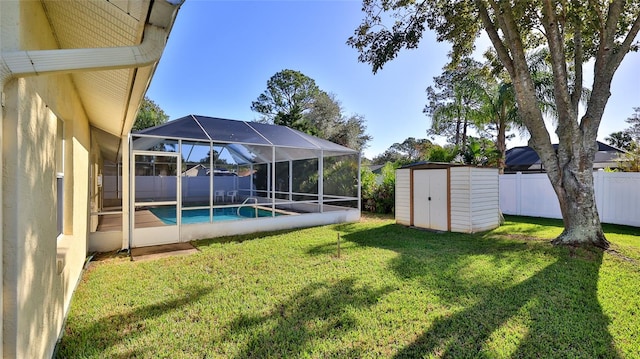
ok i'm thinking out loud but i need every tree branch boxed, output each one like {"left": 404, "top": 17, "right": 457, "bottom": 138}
{"left": 570, "top": 0, "right": 584, "bottom": 117}
{"left": 541, "top": 0, "right": 574, "bottom": 131}
{"left": 483, "top": 0, "right": 558, "bottom": 182}
{"left": 490, "top": 0, "right": 534, "bottom": 80}
{"left": 610, "top": 11, "right": 640, "bottom": 72}
{"left": 603, "top": 0, "right": 624, "bottom": 50}
{"left": 583, "top": 5, "right": 640, "bottom": 139}
{"left": 474, "top": 0, "right": 514, "bottom": 77}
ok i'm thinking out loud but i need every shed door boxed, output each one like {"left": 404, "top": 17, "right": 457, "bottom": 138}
{"left": 413, "top": 169, "right": 448, "bottom": 231}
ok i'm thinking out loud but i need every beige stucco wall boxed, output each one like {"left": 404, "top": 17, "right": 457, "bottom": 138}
{"left": 2, "top": 2, "right": 92, "bottom": 358}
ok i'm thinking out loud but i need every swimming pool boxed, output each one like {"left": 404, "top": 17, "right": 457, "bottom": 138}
{"left": 149, "top": 206, "right": 281, "bottom": 225}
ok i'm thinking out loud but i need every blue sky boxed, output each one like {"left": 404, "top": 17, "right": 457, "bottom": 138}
{"left": 147, "top": 0, "right": 640, "bottom": 159}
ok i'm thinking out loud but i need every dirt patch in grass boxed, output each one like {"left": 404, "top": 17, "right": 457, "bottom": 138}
{"left": 496, "top": 233, "right": 549, "bottom": 242}
{"left": 605, "top": 248, "right": 639, "bottom": 265}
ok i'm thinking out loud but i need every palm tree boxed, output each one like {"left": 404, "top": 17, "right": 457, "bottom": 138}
{"left": 475, "top": 80, "right": 521, "bottom": 173}
{"left": 425, "top": 58, "right": 486, "bottom": 151}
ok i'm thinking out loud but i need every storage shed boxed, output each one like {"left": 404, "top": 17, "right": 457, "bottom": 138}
{"left": 396, "top": 162, "right": 500, "bottom": 233}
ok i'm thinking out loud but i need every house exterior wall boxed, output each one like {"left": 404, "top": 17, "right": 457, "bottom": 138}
{"left": 2, "top": 2, "right": 92, "bottom": 357}
{"left": 395, "top": 169, "right": 411, "bottom": 225}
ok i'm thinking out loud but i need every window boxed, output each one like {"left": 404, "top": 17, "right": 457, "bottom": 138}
{"left": 56, "top": 118, "right": 64, "bottom": 237}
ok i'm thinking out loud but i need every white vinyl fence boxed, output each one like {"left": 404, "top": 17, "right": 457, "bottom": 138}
{"left": 500, "top": 171, "right": 640, "bottom": 227}
{"left": 105, "top": 175, "right": 253, "bottom": 203}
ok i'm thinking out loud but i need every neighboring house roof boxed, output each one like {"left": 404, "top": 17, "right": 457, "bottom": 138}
{"left": 133, "top": 115, "right": 358, "bottom": 164}
{"left": 182, "top": 164, "right": 238, "bottom": 177}
{"left": 182, "top": 164, "right": 209, "bottom": 177}
{"left": 368, "top": 165, "right": 384, "bottom": 174}
{"left": 505, "top": 141, "right": 626, "bottom": 172}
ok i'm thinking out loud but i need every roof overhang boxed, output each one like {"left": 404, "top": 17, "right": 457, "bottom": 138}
{"left": 39, "top": 0, "right": 182, "bottom": 161}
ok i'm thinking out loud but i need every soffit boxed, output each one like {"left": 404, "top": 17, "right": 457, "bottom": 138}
{"left": 40, "top": 0, "right": 152, "bottom": 159}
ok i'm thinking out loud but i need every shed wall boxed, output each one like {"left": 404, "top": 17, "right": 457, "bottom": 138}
{"left": 470, "top": 167, "right": 500, "bottom": 232}
{"left": 449, "top": 167, "right": 472, "bottom": 232}
{"left": 448, "top": 167, "right": 499, "bottom": 233}
{"left": 395, "top": 169, "right": 411, "bottom": 225}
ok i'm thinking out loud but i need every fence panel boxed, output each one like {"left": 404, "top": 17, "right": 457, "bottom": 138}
{"left": 596, "top": 172, "right": 640, "bottom": 227}
{"left": 499, "top": 171, "right": 640, "bottom": 227}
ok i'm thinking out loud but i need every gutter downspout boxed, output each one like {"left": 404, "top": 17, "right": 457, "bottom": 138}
{"left": 1, "top": 24, "right": 167, "bottom": 81}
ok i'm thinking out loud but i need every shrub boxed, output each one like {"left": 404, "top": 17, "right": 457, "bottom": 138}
{"left": 361, "top": 162, "right": 398, "bottom": 214}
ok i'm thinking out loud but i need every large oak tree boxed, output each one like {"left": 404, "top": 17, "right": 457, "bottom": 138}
{"left": 349, "top": 0, "right": 640, "bottom": 248}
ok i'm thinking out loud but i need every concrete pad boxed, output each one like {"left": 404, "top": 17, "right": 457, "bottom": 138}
{"left": 130, "top": 242, "right": 199, "bottom": 261}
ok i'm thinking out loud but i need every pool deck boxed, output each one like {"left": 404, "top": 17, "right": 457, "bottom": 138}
{"left": 97, "top": 210, "right": 166, "bottom": 232}
{"left": 96, "top": 204, "right": 300, "bottom": 232}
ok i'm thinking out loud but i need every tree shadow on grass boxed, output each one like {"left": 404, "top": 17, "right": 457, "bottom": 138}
{"left": 340, "top": 224, "right": 622, "bottom": 358}
{"left": 55, "top": 286, "right": 213, "bottom": 358}
{"left": 504, "top": 215, "right": 640, "bottom": 237}
{"left": 223, "top": 278, "right": 394, "bottom": 358}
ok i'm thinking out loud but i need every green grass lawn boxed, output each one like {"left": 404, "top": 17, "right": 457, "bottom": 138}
{"left": 56, "top": 215, "right": 640, "bottom": 358}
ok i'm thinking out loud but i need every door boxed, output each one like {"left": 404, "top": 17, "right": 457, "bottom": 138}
{"left": 132, "top": 151, "right": 180, "bottom": 247}
{"left": 413, "top": 169, "right": 448, "bottom": 231}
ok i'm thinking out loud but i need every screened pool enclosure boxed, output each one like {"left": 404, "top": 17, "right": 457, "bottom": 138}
{"left": 127, "top": 115, "right": 361, "bottom": 248}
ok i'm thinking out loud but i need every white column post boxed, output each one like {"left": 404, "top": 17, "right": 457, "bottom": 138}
{"left": 289, "top": 159, "right": 293, "bottom": 201}
{"left": 357, "top": 153, "right": 362, "bottom": 212}
{"left": 209, "top": 141, "right": 213, "bottom": 222}
{"left": 122, "top": 135, "right": 131, "bottom": 250}
{"left": 271, "top": 146, "right": 276, "bottom": 215}
{"left": 318, "top": 150, "right": 324, "bottom": 213}
{"left": 176, "top": 140, "right": 182, "bottom": 237}
{"left": 267, "top": 162, "right": 271, "bottom": 199}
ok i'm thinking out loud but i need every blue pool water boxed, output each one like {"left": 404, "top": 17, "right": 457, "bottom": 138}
{"left": 149, "top": 206, "right": 280, "bottom": 225}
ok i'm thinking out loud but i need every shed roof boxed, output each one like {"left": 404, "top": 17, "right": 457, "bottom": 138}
{"left": 399, "top": 161, "right": 493, "bottom": 170}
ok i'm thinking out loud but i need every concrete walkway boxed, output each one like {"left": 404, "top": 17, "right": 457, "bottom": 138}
{"left": 130, "top": 242, "right": 199, "bottom": 261}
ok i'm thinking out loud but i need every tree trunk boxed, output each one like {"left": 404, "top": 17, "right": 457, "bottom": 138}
{"left": 496, "top": 116, "right": 506, "bottom": 174}
{"left": 462, "top": 118, "right": 468, "bottom": 149}
{"left": 550, "top": 164, "right": 609, "bottom": 248}
{"left": 471, "top": 0, "right": 640, "bottom": 248}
